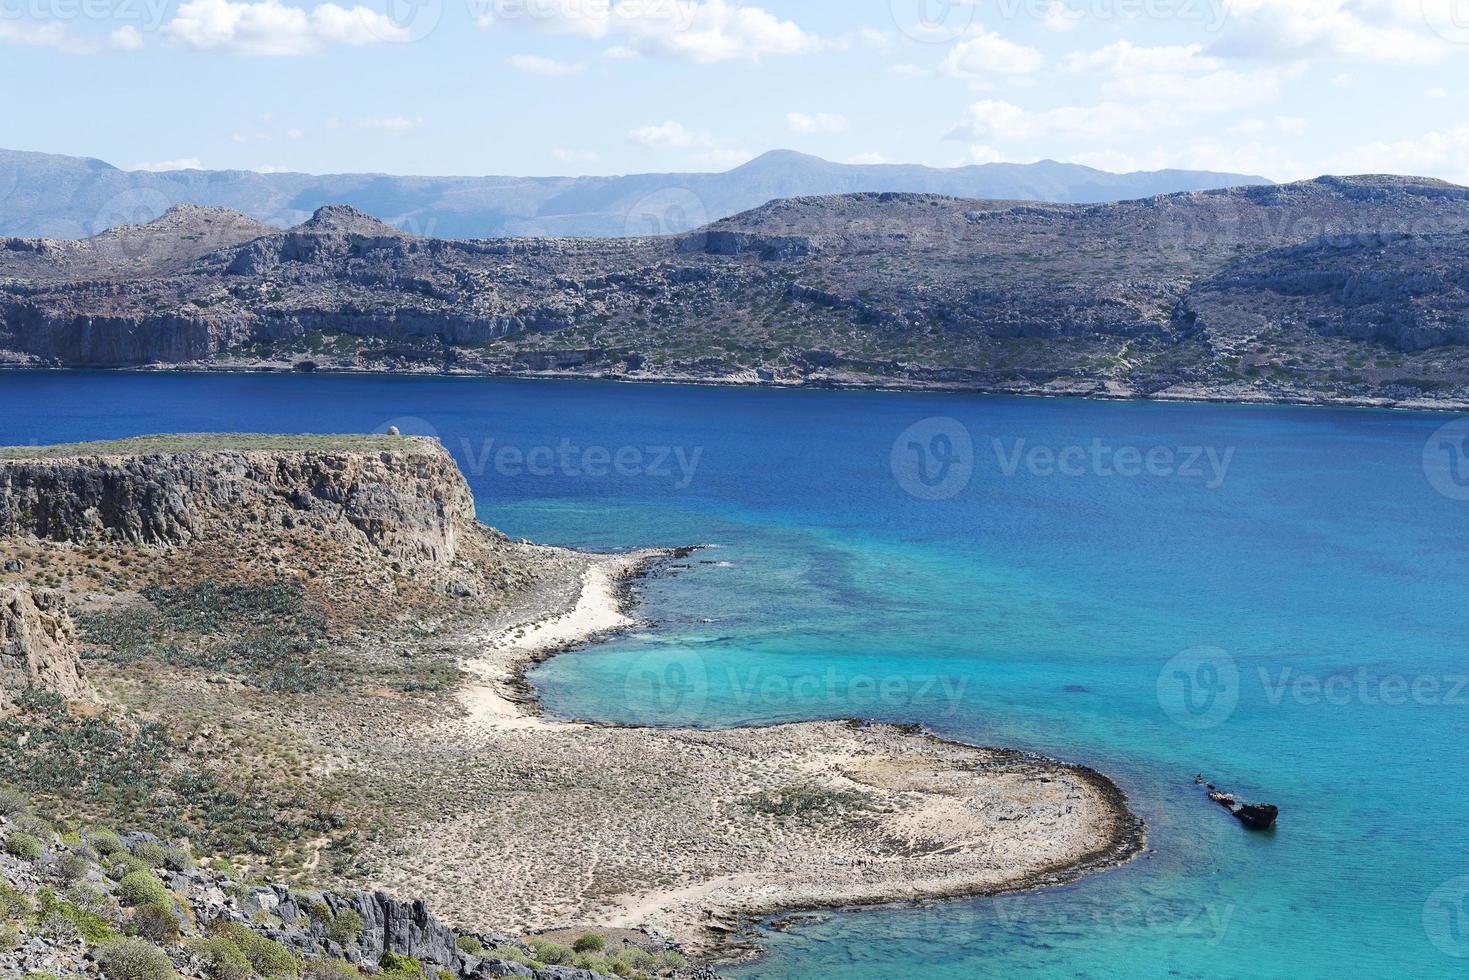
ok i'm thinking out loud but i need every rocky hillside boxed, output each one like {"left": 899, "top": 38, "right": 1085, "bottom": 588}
{"left": 0, "top": 146, "right": 1269, "bottom": 239}
{"left": 2, "top": 795, "right": 689, "bottom": 979}
{"left": 1, "top": 587, "right": 92, "bottom": 711}
{"left": 3, "top": 176, "right": 1469, "bottom": 406}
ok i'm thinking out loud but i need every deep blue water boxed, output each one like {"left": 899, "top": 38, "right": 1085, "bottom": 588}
{"left": 3, "top": 371, "right": 1467, "bottom": 978}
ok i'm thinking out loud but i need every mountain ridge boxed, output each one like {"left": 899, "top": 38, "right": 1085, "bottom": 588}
{"left": 0, "top": 146, "right": 1272, "bottom": 240}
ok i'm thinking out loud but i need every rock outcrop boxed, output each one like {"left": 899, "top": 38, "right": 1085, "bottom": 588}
{"left": 0, "top": 435, "right": 474, "bottom": 567}
{"left": 0, "top": 585, "right": 92, "bottom": 709}
{"left": 4, "top": 178, "right": 1469, "bottom": 405}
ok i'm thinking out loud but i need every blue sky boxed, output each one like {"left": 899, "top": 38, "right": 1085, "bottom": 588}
{"left": 2, "top": 0, "right": 1467, "bottom": 182}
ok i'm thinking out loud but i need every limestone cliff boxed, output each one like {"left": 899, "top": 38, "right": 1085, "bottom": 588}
{"left": 0, "top": 435, "right": 475, "bottom": 567}
{"left": 0, "top": 585, "right": 92, "bottom": 708}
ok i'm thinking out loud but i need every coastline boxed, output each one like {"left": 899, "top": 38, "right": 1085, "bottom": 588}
{"left": 428, "top": 545, "right": 1147, "bottom": 965}
{"left": 4, "top": 361, "right": 1467, "bottom": 414}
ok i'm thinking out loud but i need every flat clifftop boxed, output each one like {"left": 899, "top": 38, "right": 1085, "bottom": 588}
{"left": 0, "top": 433, "right": 476, "bottom": 570}
{"left": 0, "top": 431, "right": 428, "bottom": 459}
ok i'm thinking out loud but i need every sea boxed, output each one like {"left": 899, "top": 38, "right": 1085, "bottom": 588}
{"left": 3, "top": 369, "right": 1467, "bottom": 978}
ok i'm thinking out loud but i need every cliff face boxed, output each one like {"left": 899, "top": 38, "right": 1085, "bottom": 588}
{"left": 0, "top": 586, "right": 92, "bottom": 709}
{"left": 0, "top": 436, "right": 475, "bottom": 567}
{"left": 4, "top": 178, "right": 1469, "bottom": 402}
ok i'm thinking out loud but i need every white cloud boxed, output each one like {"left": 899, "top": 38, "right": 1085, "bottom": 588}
{"left": 359, "top": 115, "right": 423, "bottom": 135}
{"left": 963, "top": 144, "right": 1006, "bottom": 164}
{"left": 507, "top": 53, "right": 586, "bottom": 75}
{"left": 890, "top": 62, "right": 931, "bottom": 77}
{"left": 162, "top": 0, "right": 409, "bottom": 55}
{"left": 109, "top": 26, "right": 145, "bottom": 50}
{"left": 477, "top": 0, "right": 819, "bottom": 63}
{"left": 602, "top": 44, "right": 638, "bottom": 59}
{"left": 627, "top": 120, "right": 712, "bottom": 148}
{"left": 1425, "top": 87, "right": 1448, "bottom": 99}
{"left": 940, "top": 29, "right": 1044, "bottom": 78}
{"left": 1040, "top": 0, "right": 1080, "bottom": 30}
{"left": 1212, "top": 0, "right": 1455, "bottom": 64}
{"left": 1, "top": 19, "right": 145, "bottom": 53}
{"left": 948, "top": 99, "right": 1152, "bottom": 142}
{"left": 786, "top": 111, "right": 848, "bottom": 134}
{"left": 1066, "top": 41, "right": 1287, "bottom": 112}
{"left": 132, "top": 158, "right": 206, "bottom": 171}
{"left": 1330, "top": 126, "right": 1469, "bottom": 184}
{"left": 551, "top": 147, "right": 600, "bottom": 162}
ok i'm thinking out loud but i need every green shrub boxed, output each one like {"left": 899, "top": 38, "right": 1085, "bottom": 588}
{"left": 161, "top": 847, "right": 193, "bottom": 872}
{"left": 1, "top": 923, "right": 23, "bottom": 952}
{"left": 65, "top": 882, "right": 117, "bottom": 918}
{"left": 108, "top": 853, "right": 154, "bottom": 880}
{"left": 117, "top": 871, "right": 171, "bottom": 909}
{"left": 57, "top": 851, "right": 92, "bottom": 885}
{"left": 86, "top": 828, "right": 126, "bottom": 856}
{"left": 95, "top": 938, "right": 177, "bottom": 980}
{"left": 572, "top": 933, "right": 606, "bottom": 953}
{"left": 130, "top": 842, "right": 170, "bottom": 868}
{"left": 325, "top": 908, "right": 362, "bottom": 947}
{"left": 5, "top": 831, "right": 43, "bottom": 860}
{"left": 378, "top": 951, "right": 425, "bottom": 979}
{"left": 0, "top": 881, "right": 32, "bottom": 920}
{"left": 302, "top": 960, "right": 360, "bottom": 980}
{"left": 454, "top": 936, "right": 484, "bottom": 956}
{"left": 657, "top": 949, "right": 689, "bottom": 970}
{"left": 128, "top": 904, "right": 180, "bottom": 943}
{"left": 0, "top": 786, "right": 30, "bottom": 816}
{"left": 216, "top": 923, "right": 299, "bottom": 978}
{"left": 529, "top": 940, "right": 575, "bottom": 966}
{"left": 488, "top": 946, "right": 532, "bottom": 965}
{"left": 189, "top": 936, "right": 252, "bottom": 980}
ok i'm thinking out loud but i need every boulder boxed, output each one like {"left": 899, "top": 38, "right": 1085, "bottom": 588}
{"left": 0, "top": 586, "right": 94, "bottom": 709}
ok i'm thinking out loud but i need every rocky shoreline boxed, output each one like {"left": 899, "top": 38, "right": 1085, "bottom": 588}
{"left": 0, "top": 434, "right": 1147, "bottom": 974}
{"left": 439, "top": 546, "right": 1146, "bottom": 964}
{"left": 8, "top": 361, "right": 1468, "bottom": 414}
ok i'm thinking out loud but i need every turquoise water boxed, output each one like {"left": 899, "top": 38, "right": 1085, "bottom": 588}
{"left": 2, "top": 371, "right": 1466, "bottom": 978}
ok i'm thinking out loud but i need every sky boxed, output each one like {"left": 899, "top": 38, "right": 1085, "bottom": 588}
{"left": 1, "top": 0, "right": 1468, "bottom": 183}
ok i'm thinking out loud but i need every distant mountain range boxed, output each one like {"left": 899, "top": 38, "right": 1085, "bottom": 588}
{"left": 4, "top": 175, "right": 1468, "bottom": 409}
{"left": 0, "top": 147, "right": 1272, "bottom": 240}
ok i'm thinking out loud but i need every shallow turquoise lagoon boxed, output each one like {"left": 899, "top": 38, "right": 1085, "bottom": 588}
{"left": 2, "top": 371, "right": 1466, "bottom": 978}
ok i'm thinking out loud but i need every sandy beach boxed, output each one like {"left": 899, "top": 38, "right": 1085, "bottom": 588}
{"left": 357, "top": 547, "right": 1146, "bottom": 962}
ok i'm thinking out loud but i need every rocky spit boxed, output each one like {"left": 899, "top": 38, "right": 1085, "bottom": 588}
{"left": 0, "top": 435, "right": 1145, "bottom": 972}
